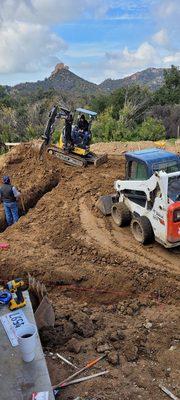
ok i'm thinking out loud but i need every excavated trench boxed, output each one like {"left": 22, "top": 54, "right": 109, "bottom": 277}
{"left": 0, "top": 172, "right": 60, "bottom": 233}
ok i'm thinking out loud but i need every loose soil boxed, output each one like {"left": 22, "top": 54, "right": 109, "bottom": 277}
{"left": 0, "top": 141, "right": 179, "bottom": 400}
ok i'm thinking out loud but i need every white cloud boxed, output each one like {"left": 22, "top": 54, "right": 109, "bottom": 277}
{"left": 163, "top": 52, "right": 180, "bottom": 64}
{"left": 152, "top": 29, "right": 169, "bottom": 47}
{"left": 154, "top": 0, "right": 180, "bottom": 35}
{"left": 0, "top": 0, "right": 179, "bottom": 83}
{"left": 0, "top": 0, "right": 109, "bottom": 24}
{"left": 156, "top": 0, "right": 179, "bottom": 19}
{"left": 72, "top": 42, "right": 161, "bottom": 83}
{"left": 0, "top": 0, "right": 110, "bottom": 76}
{"left": 72, "top": 1, "right": 180, "bottom": 82}
{"left": 105, "top": 42, "right": 159, "bottom": 72}
{"left": 0, "top": 21, "right": 67, "bottom": 74}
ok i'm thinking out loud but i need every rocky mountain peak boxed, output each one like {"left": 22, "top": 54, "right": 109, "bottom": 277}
{"left": 50, "top": 63, "right": 69, "bottom": 78}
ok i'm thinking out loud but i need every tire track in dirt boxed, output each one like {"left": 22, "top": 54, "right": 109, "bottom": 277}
{"left": 79, "top": 198, "right": 180, "bottom": 275}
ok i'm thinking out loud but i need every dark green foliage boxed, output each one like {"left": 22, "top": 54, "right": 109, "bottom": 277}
{"left": 154, "top": 65, "right": 180, "bottom": 105}
{"left": 110, "top": 88, "right": 126, "bottom": 120}
{"left": 90, "top": 94, "right": 109, "bottom": 113}
{"left": 16, "top": 105, "right": 29, "bottom": 135}
{"left": 135, "top": 117, "right": 166, "bottom": 141}
{"left": 91, "top": 67, "right": 179, "bottom": 142}
{"left": 0, "top": 85, "right": 15, "bottom": 108}
{"left": 150, "top": 104, "right": 180, "bottom": 139}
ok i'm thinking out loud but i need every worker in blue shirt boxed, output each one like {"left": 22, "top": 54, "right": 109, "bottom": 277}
{"left": 0, "top": 176, "right": 21, "bottom": 225}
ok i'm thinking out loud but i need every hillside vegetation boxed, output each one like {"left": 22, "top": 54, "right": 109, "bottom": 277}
{"left": 0, "top": 65, "right": 179, "bottom": 148}
{"left": 90, "top": 66, "right": 180, "bottom": 142}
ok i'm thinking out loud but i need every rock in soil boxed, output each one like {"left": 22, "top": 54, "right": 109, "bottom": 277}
{"left": 70, "top": 312, "right": 95, "bottom": 338}
{"left": 107, "top": 351, "right": 120, "bottom": 366}
{"left": 96, "top": 343, "right": 111, "bottom": 353}
{"left": 124, "top": 343, "right": 139, "bottom": 362}
{"left": 67, "top": 338, "right": 82, "bottom": 353}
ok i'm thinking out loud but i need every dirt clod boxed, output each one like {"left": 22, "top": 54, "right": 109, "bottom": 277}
{"left": 67, "top": 338, "right": 82, "bottom": 353}
{"left": 96, "top": 343, "right": 111, "bottom": 353}
{"left": 70, "top": 312, "right": 95, "bottom": 338}
{"left": 40, "top": 320, "right": 74, "bottom": 347}
{"left": 107, "top": 351, "right": 120, "bottom": 366}
{"left": 124, "top": 343, "right": 139, "bottom": 362}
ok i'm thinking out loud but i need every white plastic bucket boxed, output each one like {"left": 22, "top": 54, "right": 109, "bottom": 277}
{"left": 16, "top": 323, "right": 37, "bottom": 362}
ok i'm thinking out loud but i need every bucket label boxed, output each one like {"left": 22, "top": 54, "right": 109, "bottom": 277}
{"left": 0, "top": 309, "right": 28, "bottom": 346}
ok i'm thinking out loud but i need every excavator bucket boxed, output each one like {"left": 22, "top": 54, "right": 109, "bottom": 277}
{"left": 28, "top": 273, "right": 55, "bottom": 329}
{"left": 93, "top": 154, "right": 108, "bottom": 167}
{"left": 96, "top": 194, "right": 118, "bottom": 215}
{"left": 84, "top": 152, "right": 108, "bottom": 167}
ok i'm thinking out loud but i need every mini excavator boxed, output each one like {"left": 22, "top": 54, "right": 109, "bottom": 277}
{"left": 39, "top": 106, "right": 107, "bottom": 167}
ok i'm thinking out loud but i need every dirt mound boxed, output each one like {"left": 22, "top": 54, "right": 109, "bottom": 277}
{"left": 91, "top": 140, "right": 180, "bottom": 156}
{"left": 0, "top": 142, "right": 179, "bottom": 400}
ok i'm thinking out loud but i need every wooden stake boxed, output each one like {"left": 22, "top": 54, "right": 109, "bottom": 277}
{"left": 53, "top": 354, "right": 106, "bottom": 389}
{"left": 159, "top": 384, "right": 179, "bottom": 400}
{"left": 61, "top": 370, "right": 109, "bottom": 387}
{"left": 56, "top": 353, "right": 78, "bottom": 369}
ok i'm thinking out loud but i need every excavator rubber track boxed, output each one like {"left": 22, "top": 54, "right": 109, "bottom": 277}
{"left": 47, "top": 147, "right": 108, "bottom": 168}
{"left": 47, "top": 146, "right": 87, "bottom": 167}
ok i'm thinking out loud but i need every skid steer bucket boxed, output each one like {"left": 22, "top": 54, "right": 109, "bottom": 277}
{"left": 96, "top": 194, "right": 118, "bottom": 215}
{"left": 28, "top": 273, "right": 55, "bottom": 329}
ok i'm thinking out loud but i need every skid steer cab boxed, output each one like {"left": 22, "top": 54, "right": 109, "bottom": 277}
{"left": 97, "top": 148, "right": 180, "bottom": 248}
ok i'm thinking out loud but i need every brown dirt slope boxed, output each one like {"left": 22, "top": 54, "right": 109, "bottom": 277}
{"left": 0, "top": 142, "right": 179, "bottom": 400}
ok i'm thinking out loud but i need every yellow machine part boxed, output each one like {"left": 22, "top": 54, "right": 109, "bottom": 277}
{"left": 155, "top": 140, "right": 166, "bottom": 148}
{"left": 58, "top": 133, "right": 89, "bottom": 156}
{"left": 9, "top": 298, "right": 26, "bottom": 311}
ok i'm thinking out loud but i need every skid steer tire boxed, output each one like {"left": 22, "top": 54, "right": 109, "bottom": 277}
{"left": 131, "top": 216, "right": 154, "bottom": 244}
{"left": 111, "top": 203, "right": 131, "bottom": 227}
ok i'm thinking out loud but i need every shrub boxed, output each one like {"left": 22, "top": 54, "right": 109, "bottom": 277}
{"left": 135, "top": 116, "right": 166, "bottom": 141}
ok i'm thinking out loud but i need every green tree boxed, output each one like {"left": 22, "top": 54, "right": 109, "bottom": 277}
{"left": 0, "top": 85, "right": 15, "bottom": 108}
{"left": 110, "top": 87, "right": 126, "bottom": 119}
{"left": 164, "top": 65, "right": 180, "bottom": 89}
{"left": 135, "top": 116, "right": 166, "bottom": 141}
{"left": 15, "top": 105, "right": 29, "bottom": 137}
{"left": 90, "top": 94, "right": 110, "bottom": 114}
{"left": 154, "top": 65, "right": 180, "bottom": 105}
{"left": 110, "top": 85, "right": 152, "bottom": 122}
{"left": 92, "top": 107, "right": 118, "bottom": 142}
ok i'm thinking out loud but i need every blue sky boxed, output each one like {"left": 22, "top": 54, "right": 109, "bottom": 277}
{"left": 0, "top": 0, "right": 179, "bottom": 85}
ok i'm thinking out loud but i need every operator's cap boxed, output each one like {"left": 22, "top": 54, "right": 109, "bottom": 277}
{"left": 3, "top": 175, "right": 10, "bottom": 184}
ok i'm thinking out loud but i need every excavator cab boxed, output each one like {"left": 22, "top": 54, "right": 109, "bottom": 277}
{"left": 59, "top": 108, "right": 97, "bottom": 157}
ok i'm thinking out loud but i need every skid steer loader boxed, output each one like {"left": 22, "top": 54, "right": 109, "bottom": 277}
{"left": 97, "top": 148, "right": 180, "bottom": 248}
{"left": 40, "top": 106, "right": 107, "bottom": 167}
